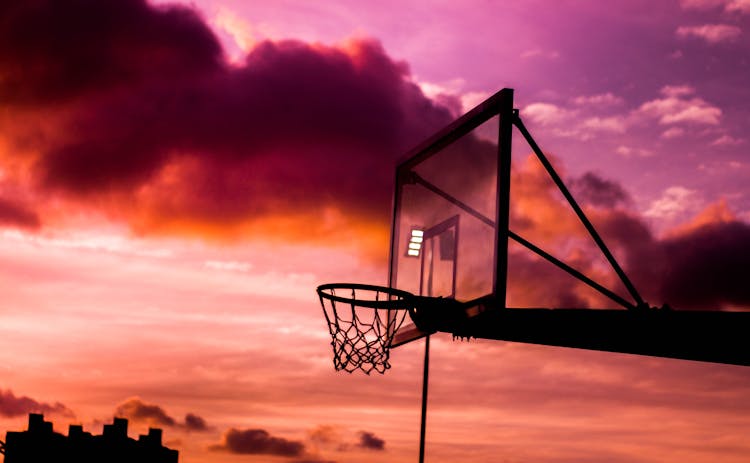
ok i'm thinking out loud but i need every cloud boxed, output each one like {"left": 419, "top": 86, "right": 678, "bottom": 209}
{"left": 615, "top": 145, "right": 654, "bottom": 157}
{"left": 521, "top": 102, "right": 626, "bottom": 140}
{"left": 660, "top": 85, "right": 695, "bottom": 98}
{"left": 660, "top": 127, "right": 686, "bottom": 139}
{"left": 0, "top": 0, "right": 453, "bottom": 244}
{"left": 676, "top": 24, "right": 742, "bottom": 43}
{"left": 644, "top": 186, "right": 702, "bottom": 220}
{"left": 505, "top": 156, "right": 750, "bottom": 310}
{"left": 308, "top": 425, "right": 341, "bottom": 445}
{"left": 571, "top": 93, "right": 624, "bottom": 106}
{"left": 0, "top": 0, "right": 222, "bottom": 105}
{"left": 638, "top": 86, "right": 722, "bottom": 125}
{"left": 520, "top": 48, "right": 560, "bottom": 60}
{"left": 680, "top": 0, "right": 750, "bottom": 13}
{"left": 579, "top": 116, "right": 626, "bottom": 133}
{"left": 115, "top": 398, "right": 176, "bottom": 426}
{"left": 525, "top": 86, "right": 723, "bottom": 143}
{"left": 711, "top": 134, "right": 744, "bottom": 146}
{"left": 184, "top": 413, "right": 210, "bottom": 431}
{"left": 569, "top": 172, "right": 631, "bottom": 209}
{"left": 212, "top": 6, "right": 256, "bottom": 61}
{"left": 211, "top": 427, "right": 306, "bottom": 456}
{"left": 658, "top": 221, "right": 750, "bottom": 308}
{"left": 0, "top": 197, "right": 41, "bottom": 230}
{"left": 0, "top": 388, "right": 74, "bottom": 417}
{"left": 523, "top": 103, "right": 571, "bottom": 126}
{"left": 114, "top": 397, "right": 210, "bottom": 431}
{"left": 726, "top": 0, "right": 750, "bottom": 12}
{"left": 356, "top": 431, "right": 385, "bottom": 451}
{"left": 204, "top": 260, "right": 253, "bottom": 272}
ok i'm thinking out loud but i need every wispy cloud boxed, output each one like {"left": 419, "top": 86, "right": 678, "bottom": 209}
{"left": 0, "top": 388, "right": 74, "bottom": 418}
{"left": 676, "top": 24, "right": 742, "bottom": 43}
{"left": 680, "top": 0, "right": 750, "bottom": 13}
{"left": 571, "top": 93, "right": 624, "bottom": 106}
{"left": 204, "top": 260, "right": 253, "bottom": 272}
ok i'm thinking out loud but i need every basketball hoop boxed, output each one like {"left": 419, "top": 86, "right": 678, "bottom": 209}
{"left": 316, "top": 283, "right": 416, "bottom": 374}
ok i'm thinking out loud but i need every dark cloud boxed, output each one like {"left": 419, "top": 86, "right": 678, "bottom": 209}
{"left": 0, "top": 388, "right": 73, "bottom": 417}
{"left": 0, "top": 0, "right": 221, "bottom": 105}
{"left": 114, "top": 397, "right": 210, "bottom": 431}
{"left": 115, "top": 398, "right": 176, "bottom": 426}
{"left": 183, "top": 412, "right": 209, "bottom": 431}
{"left": 0, "top": 0, "right": 453, "bottom": 239}
{"left": 506, "top": 157, "right": 750, "bottom": 310}
{"left": 356, "top": 431, "right": 385, "bottom": 451}
{"left": 659, "top": 221, "right": 750, "bottom": 309}
{"left": 0, "top": 197, "right": 41, "bottom": 230}
{"left": 507, "top": 247, "right": 594, "bottom": 308}
{"left": 210, "top": 428, "right": 305, "bottom": 457}
{"left": 570, "top": 172, "right": 631, "bottom": 208}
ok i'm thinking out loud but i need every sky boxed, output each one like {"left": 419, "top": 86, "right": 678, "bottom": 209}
{"left": 1, "top": 0, "right": 750, "bottom": 462}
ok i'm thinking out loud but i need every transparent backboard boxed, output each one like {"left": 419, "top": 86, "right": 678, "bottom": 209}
{"left": 389, "top": 90, "right": 514, "bottom": 345}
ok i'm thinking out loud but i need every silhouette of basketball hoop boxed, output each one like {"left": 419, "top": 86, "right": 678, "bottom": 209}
{"left": 316, "top": 88, "right": 750, "bottom": 463}
{"left": 317, "top": 283, "right": 473, "bottom": 374}
{"left": 317, "top": 283, "right": 417, "bottom": 374}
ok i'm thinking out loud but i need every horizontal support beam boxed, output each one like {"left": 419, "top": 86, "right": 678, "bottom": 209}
{"left": 441, "top": 307, "right": 750, "bottom": 367}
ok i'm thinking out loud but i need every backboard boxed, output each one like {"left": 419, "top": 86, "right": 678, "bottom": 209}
{"left": 389, "top": 89, "right": 515, "bottom": 345}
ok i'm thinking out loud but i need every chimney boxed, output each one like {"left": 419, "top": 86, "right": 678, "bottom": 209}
{"left": 148, "top": 428, "right": 162, "bottom": 446}
{"left": 68, "top": 424, "right": 84, "bottom": 438}
{"left": 103, "top": 418, "right": 129, "bottom": 438}
{"left": 28, "top": 413, "right": 50, "bottom": 434}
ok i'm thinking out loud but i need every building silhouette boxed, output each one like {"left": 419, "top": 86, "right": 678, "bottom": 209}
{"left": 1, "top": 413, "right": 178, "bottom": 463}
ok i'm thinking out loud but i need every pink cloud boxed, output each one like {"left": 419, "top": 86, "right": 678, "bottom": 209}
{"left": 644, "top": 186, "right": 701, "bottom": 220}
{"left": 638, "top": 90, "right": 722, "bottom": 125}
{"left": 579, "top": 116, "right": 627, "bottom": 133}
{"left": 660, "top": 84, "right": 696, "bottom": 98}
{"left": 711, "top": 134, "right": 745, "bottom": 146}
{"left": 661, "top": 127, "right": 686, "bottom": 139}
{"left": 676, "top": 24, "right": 742, "bottom": 43}
{"left": 680, "top": 0, "right": 750, "bottom": 12}
{"left": 523, "top": 102, "right": 571, "bottom": 126}
{"left": 571, "top": 93, "right": 624, "bottom": 106}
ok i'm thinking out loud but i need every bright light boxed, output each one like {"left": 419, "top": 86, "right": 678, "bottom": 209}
{"left": 406, "top": 227, "right": 424, "bottom": 257}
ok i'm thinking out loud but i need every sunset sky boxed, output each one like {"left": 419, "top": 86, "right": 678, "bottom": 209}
{"left": 1, "top": 1, "right": 750, "bottom": 462}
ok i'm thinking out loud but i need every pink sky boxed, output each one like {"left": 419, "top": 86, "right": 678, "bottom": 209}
{"left": 1, "top": 1, "right": 750, "bottom": 462}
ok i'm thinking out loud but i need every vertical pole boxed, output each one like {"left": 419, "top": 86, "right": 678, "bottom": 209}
{"left": 419, "top": 235, "right": 434, "bottom": 463}
{"left": 494, "top": 89, "right": 514, "bottom": 309}
{"left": 419, "top": 335, "right": 430, "bottom": 463}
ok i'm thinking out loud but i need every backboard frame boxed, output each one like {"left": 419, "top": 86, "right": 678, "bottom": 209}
{"left": 388, "top": 89, "right": 514, "bottom": 345}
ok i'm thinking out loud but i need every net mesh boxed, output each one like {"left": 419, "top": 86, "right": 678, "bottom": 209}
{"left": 317, "top": 284, "right": 413, "bottom": 374}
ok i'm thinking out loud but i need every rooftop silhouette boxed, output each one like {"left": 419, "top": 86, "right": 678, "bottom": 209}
{"left": 1, "top": 413, "right": 178, "bottom": 463}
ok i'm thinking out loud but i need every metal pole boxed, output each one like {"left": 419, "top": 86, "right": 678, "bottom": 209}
{"left": 494, "top": 90, "right": 514, "bottom": 308}
{"left": 418, "top": 335, "right": 430, "bottom": 463}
